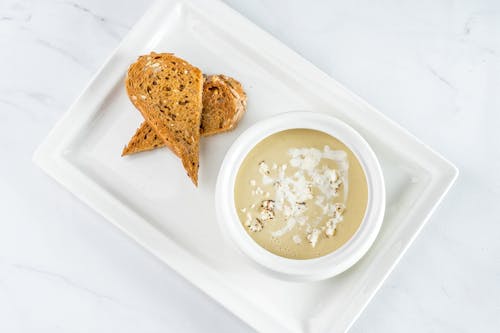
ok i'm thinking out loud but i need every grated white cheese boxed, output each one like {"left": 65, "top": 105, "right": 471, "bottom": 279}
{"left": 246, "top": 146, "right": 349, "bottom": 248}
{"left": 306, "top": 228, "right": 320, "bottom": 247}
{"left": 292, "top": 235, "right": 302, "bottom": 244}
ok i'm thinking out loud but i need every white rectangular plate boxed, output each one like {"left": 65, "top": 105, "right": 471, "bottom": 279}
{"left": 33, "top": 0, "right": 458, "bottom": 332}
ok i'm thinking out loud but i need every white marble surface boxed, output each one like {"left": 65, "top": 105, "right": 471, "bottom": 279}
{"left": 1, "top": 0, "right": 499, "bottom": 332}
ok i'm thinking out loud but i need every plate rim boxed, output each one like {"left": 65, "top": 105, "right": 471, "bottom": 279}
{"left": 33, "top": 0, "right": 459, "bottom": 332}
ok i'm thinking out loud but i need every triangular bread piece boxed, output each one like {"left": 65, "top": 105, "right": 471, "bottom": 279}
{"left": 125, "top": 52, "right": 203, "bottom": 185}
{"left": 121, "top": 122, "right": 179, "bottom": 157}
{"left": 122, "top": 75, "right": 246, "bottom": 156}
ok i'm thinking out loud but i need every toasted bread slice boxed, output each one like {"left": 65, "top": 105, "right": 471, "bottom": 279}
{"left": 200, "top": 75, "right": 247, "bottom": 135}
{"left": 121, "top": 121, "right": 180, "bottom": 157}
{"left": 122, "top": 75, "right": 246, "bottom": 156}
{"left": 125, "top": 52, "right": 203, "bottom": 185}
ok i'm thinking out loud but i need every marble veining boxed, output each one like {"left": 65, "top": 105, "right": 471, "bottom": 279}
{"left": 9, "top": 263, "right": 117, "bottom": 303}
{"left": 425, "top": 64, "right": 455, "bottom": 90}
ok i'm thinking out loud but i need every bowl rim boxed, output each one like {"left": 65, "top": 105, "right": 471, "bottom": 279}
{"left": 215, "top": 111, "right": 385, "bottom": 281}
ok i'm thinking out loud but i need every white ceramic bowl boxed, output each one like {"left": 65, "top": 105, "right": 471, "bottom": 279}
{"left": 215, "top": 111, "right": 385, "bottom": 281}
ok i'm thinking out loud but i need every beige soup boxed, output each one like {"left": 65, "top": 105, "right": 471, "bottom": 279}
{"left": 234, "top": 129, "right": 368, "bottom": 259}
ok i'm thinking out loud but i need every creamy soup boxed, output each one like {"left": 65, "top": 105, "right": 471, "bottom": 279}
{"left": 234, "top": 129, "right": 368, "bottom": 259}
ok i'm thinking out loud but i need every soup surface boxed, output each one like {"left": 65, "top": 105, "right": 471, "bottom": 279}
{"left": 234, "top": 129, "right": 368, "bottom": 259}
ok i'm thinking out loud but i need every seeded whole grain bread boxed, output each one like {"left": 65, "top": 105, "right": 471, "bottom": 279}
{"left": 125, "top": 52, "right": 203, "bottom": 186}
{"left": 122, "top": 75, "right": 247, "bottom": 156}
